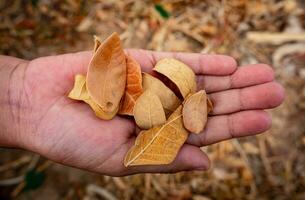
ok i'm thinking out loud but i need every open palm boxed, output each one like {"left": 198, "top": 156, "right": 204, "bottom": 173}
{"left": 20, "top": 49, "right": 284, "bottom": 176}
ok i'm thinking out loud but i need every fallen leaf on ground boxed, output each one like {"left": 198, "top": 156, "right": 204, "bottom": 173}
{"left": 118, "top": 55, "right": 143, "bottom": 115}
{"left": 182, "top": 90, "right": 208, "bottom": 134}
{"left": 153, "top": 58, "right": 196, "bottom": 98}
{"left": 142, "top": 73, "right": 181, "bottom": 116}
{"left": 133, "top": 90, "right": 166, "bottom": 129}
{"left": 124, "top": 106, "right": 188, "bottom": 166}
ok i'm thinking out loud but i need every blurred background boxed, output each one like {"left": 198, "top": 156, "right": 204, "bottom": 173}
{"left": 0, "top": 0, "right": 305, "bottom": 199}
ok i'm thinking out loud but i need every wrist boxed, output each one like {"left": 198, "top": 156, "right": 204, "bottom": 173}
{"left": 0, "top": 55, "right": 30, "bottom": 148}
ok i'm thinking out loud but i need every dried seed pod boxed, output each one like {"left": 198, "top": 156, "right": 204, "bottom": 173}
{"left": 86, "top": 32, "right": 126, "bottom": 114}
{"left": 133, "top": 90, "right": 166, "bottom": 130}
{"left": 153, "top": 58, "right": 196, "bottom": 98}
{"left": 182, "top": 90, "right": 208, "bottom": 134}
{"left": 124, "top": 106, "right": 188, "bottom": 166}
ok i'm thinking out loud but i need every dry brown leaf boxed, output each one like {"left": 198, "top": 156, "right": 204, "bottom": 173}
{"left": 86, "top": 32, "right": 126, "bottom": 114}
{"left": 118, "top": 55, "right": 143, "bottom": 115}
{"left": 182, "top": 90, "right": 208, "bottom": 134}
{"left": 142, "top": 73, "right": 181, "bottom": 116}
{"left": 153, "top": 58, "right": 196, "bottom": 98}
{"left": 68, "top": 75, "right": 117, "bottom": 120}
{"left": 124, "top": 106, "right": 188, "bottom": 166}
{"left": 133, "top": 90, "right": 166, "bottom": 130}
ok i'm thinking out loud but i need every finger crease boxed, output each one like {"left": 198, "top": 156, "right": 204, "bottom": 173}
{"left": 228, "top": 74, "right": 234, "bottom": 89}
{"left": 150, "top": 53, "right": 157, "bottom": 66}
{"left": 238, "top": 89, "right": 245, "bottom": 110}
{"left": 227, "top": 115, "right": 235, "bottom": 139}
{"left": 200, "top": 130, "right": 208, "bottom": 146}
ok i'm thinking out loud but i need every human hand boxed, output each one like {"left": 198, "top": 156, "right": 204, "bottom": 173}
{"left": 2, "top": 50, "right": 284, "bottom": 176}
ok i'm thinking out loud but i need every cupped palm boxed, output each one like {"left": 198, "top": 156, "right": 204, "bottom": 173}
{"left": 20, "top": 49, "right": 284, "bottom": 176}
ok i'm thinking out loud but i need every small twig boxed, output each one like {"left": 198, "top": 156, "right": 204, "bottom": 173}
{"left": 0, "top": 176, "right": 24, "bottom": 186}
{"left": 143, "top": 174, "right": 151, "bottom": 200}
{"left": 272, "top": 43, "right": 305, "bottom": 68}
{"left": 112, "top": 177, "right": 127, "bottom": 190}
{"left": 0, "top": 156, "right": 31, "bottom": 172}
{"left": 151, "top": 176, "right": 167, "bottom": 197}
{"left": 246, "top": 32, "right": 305, "bottom": 45}
{"left": 86, "top": 184, "right": 118, "bottom": 200}
{"left": 11, "top": 182, "right": 26, "bottom": 198}
{"left": 26, "top": 155, "right": 40, "bottom": 171}
{"left": 0, "top": 155, "right": 40, "bottom": 186}
{"left": 11, "top": 158, "right": 52, "bottom": 198}
{"left": 232, "top": 139, "right": 257, "bottom": 196}
{"left": 258, "top": 136, "right": 275, "bottom": 184}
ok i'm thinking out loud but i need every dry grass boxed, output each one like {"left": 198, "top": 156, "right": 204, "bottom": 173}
{"left": 0, "top": 0, "right": 305, "bottom": 199}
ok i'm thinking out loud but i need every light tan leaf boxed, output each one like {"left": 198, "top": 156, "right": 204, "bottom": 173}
{"left": 124, "top": 106, "right": 188, "bottom": 166}
{"left": 133, "top": 90, "right": 166, "bottom": 130}
{"left": 68, "top": 75, "right": 117, "bottom": 120}
{"left": 182, "top": 90, "right": 208, "bottom": 134}
{"left": 142, "top": 73, "right": 181, "bottom": 116}
{"left": 118, "top": 55, "right": 143, "bottom": 115}
{"left": 153, "top": 58, "right": 196, "bottom": 98}
{"left": 68, "top": 74, "right": 88, "bottom": 100}
{"left": 86, "top": 32, "right": 126, "bottom": 114}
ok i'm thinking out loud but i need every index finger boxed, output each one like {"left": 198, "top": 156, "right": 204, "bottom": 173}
{"left": 125, "top": 49, "right": 237, "bottom": 75}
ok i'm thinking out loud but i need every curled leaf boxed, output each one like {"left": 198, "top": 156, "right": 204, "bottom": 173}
{"left": 118, "top": 55, "right": 143, "bottom": 115}
{"left": 68, "top": 75, "right": 117, "bottom": 120}
{"left": 124, "top": 106, "right": 188, "bottom": 166}
{"left": 86, "top": 32, "right": 126, "bottom": 114}
{"left": 182, "top": 90, "right": 208, "bottom": 134}
{"left": 68, "top": 74, "right": 88, "bottom": 100}
{"left": 142, "top": 73, "right": 181, "bottom": 116}
{"left": 133, "top": 90, "right": 166, "bottom": 129}
{"left": 153, "top": 58, "right": 196, "bottom": 98}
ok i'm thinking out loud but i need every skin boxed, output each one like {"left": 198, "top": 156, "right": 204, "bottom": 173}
{"left": 0, "top": 50, "right": 285, "bottom": 176}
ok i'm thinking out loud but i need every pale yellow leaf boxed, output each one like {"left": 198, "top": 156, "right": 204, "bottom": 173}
{"left": 182, "top": 90, "right": 207, "bottom": 134}
{"left": 153, "top": 58, "right": 196, "bottom": 98}
{"left": 142, "top": 73, "right": 181, "bottom": 116}
{"left": 133, "top": 90, "right": 166, "bottom": 130}
{"left": 124, "top": 106, "right": 188, "bottom": 166}
{"left": 68, "top": 74, "right": 89, "bottom": 100}
{"left": 68, "top": 75, "right": 117, "bottom": 120}
{"left": 118, "top": 55, "right": 143, "bottom": 115}
{"left": 86, "top": 32, "right": 126, "bottom": 114}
